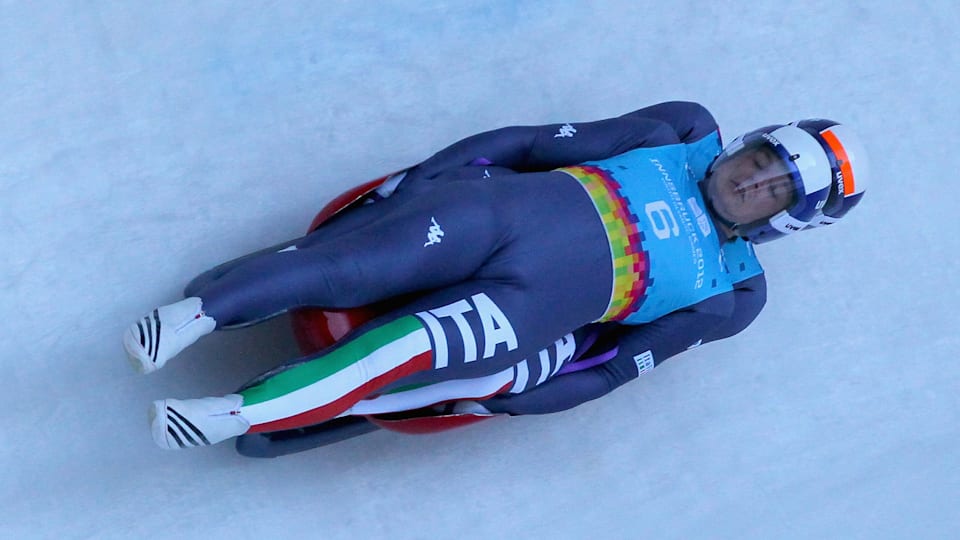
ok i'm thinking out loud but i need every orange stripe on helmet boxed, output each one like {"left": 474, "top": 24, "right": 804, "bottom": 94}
{"left": 821, "top": 129, "right": 856, "bottom": 196}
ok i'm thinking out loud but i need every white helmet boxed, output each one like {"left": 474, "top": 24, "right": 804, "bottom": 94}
{"left": 701, "top": 120, "right": 868, "bottom": 243}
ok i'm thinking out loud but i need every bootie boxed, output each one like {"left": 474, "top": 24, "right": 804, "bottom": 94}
{"left": 150, "top": 394, "right": 249, "bottom": 449}
{"left": 123, "top": 297, "right": 216, "bottom": 374}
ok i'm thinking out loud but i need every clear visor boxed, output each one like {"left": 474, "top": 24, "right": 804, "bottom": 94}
{"left": 705, "top": 138, "right": 800, "bottom": 227}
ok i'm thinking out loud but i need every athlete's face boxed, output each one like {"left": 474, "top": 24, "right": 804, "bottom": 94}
{"left": 706, "top": 146, "right": 796, "bottom": 225}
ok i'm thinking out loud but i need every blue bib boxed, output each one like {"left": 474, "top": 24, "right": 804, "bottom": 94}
{"left": 559, "top": 131, "right": 762, "bottom": 324}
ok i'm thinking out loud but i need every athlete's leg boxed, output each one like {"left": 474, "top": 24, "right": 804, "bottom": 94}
{"left": 183, "top": 237, "right": 303, "bottom": 302}
{"left": 182, "top": 175, "right": 417, "bottom": 307}
{"left": 124, "top": 180, "right": 505, "bottom": 373}
{"left": 185, "top": 165, "right": 519, "bottom": 317}
{"left": 232, "top": 279, "right": 529, "bottom": 432}
{"left": 195, "top": 180, "right": 503, "bottom": 327}
{"left": 344, "top": 325, "right": 597, "bottom": 417}
{"left": 151, "top": 277, "right": 561, "bottom": 448}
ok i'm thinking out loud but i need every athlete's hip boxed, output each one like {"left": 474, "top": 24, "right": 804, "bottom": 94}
{"left": 480, "top": 172, "right": 616, "bottom": 322}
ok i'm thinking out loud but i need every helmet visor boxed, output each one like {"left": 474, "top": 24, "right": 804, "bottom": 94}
{"left": 704, "top": 137, "right": 799, "bottom": 227}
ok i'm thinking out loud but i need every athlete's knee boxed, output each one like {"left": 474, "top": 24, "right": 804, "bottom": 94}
{"left": 288, "top": 250, "right": 371, "bottom": 307}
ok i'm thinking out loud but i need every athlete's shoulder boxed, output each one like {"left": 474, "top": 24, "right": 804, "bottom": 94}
{"left": 618, "top": 101, "right": 719, "bottom": 143}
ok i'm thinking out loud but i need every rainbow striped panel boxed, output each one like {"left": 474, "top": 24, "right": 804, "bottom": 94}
{"left": 559, "top": 165, "right": 649, "bottom": 322}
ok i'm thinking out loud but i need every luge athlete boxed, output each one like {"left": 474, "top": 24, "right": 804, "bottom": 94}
{"left": 123, "top": 102, "right": 868, "bottom": 450}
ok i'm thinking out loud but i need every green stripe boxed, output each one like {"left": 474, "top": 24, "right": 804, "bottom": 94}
{"left": 240, "top": 315, "right": 426, "bottom": 406}
{"left": 383, "top": 381, "right": 434, "bottom": 395}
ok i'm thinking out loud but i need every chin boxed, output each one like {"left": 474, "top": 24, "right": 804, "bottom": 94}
{"left": 713, "top": 197, "right": 739, "bottom": 223}
{"left": 715, "top": 202, "right": 745, "bottom": 226}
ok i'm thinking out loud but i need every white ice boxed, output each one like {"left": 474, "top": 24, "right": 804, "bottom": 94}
{"left": 2, "top": 2, "right": 958, "bottom": 539}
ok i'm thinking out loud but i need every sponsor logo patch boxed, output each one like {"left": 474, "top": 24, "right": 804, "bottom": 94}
{"left": 633, "top": 350, "right": 655, "bottom": 376}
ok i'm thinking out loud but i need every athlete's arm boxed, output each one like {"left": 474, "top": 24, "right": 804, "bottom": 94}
{"left": 407, "top": 114, "right": 683, "bottom": 180}
{"left": 697, "top": 273, "right": 767, "bottom": 342}
{"left": 481, "top": 274, "right": 766, "bottom": 415}
{"left": 618, "top": 101, "right": 720, "bottom": 144}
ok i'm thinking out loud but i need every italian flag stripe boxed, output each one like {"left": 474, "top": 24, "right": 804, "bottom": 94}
{"left": 246, "top": 350, "right": 434, "bottom": 433}
{"left": 238, "top": 316, "right": 433, "bottom": 429}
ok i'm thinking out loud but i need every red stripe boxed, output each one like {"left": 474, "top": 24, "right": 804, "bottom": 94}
{"left": 487, "top": 381, "right": 513, "bottom": 399}
{"left": 246, "top": 350, "right": 434, "bottom": 433}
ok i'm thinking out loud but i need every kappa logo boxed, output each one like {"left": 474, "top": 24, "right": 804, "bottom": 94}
{"left": 554, "top": 123, "right": 577, "bottom": 138}
{"left": 424, "top": 217, "right": 444, "bottom": 247}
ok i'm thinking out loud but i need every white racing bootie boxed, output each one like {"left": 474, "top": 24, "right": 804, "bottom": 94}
{"left": 123, "top": 297, "right": 216, "bottom": 374}
{"left": 150, "top": 394, "right": 250, "bottom": 450}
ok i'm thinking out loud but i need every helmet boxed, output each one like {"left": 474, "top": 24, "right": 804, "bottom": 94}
{"left": 702, "top": 123, "right": 836, "bottom": 243}
{"left": 793, "top": 120, "right": 869, "bottom": 228}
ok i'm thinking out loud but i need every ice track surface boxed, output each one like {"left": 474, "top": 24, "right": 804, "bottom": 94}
{"left": 2, "top": 2, "right": 958, "bottom": 538}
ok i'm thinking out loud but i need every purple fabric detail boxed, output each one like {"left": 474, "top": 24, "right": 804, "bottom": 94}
{"left": 557, "top": 346, "right": 619, "bottom": 375}
{"left": 571, "top": 329, "right": 599, "bottom": 362}
{"left": 469, "top": 157, "right": 494, "bottom": 165}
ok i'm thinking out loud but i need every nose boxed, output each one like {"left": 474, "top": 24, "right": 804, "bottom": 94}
{"left": 738, "top": 174, "right": 775, "bottom": 201}
{"left": 737, "top": 174, "right": 763, "bottom": 192}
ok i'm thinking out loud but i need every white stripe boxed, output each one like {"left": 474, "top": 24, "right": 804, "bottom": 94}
{"left": 374, "top": 171, "right": 407, "bottom": 198}
{"left": 511, "top": 360, "right": 529, "bottom": 393}
{"left": 550, "top": 354, "right": 565, "bottom": 377}
{"left": 240, "top": 329, "right": 432, "bottom": 425}
{"left": 430, "top": 300, "right": 476, "bottom": 363}
{"left": 551, "top": 335, "right": 576, "bottom": 377}
{"left": 769, "top": 210, "right": 809, "bottom": 234}
{"left": 416, "top": 311, "right": 447, "bottom": 368}
{"left": 536, "top": 348, "right": 551, "bottom": 385}
{"left": 769, "top": 125, "right": 832, "bottom": 194}
{"left": 347, "top": 368, "right": 514, "bottom": 415}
